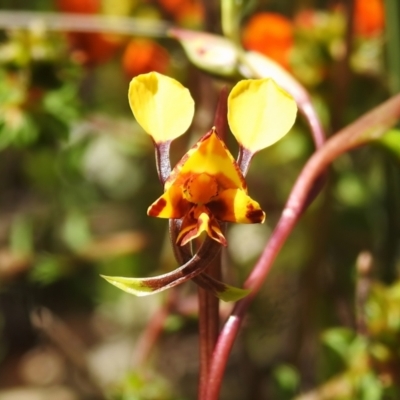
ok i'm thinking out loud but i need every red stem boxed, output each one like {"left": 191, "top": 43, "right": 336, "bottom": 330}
{"left": 198, "top": 87, "right": 228, "bottom": 399}
{"left": 206, "top": 92, "right": 400, "bottom": 399}
{"left": 198, "top": 258, "right": 221, "bottom": 399}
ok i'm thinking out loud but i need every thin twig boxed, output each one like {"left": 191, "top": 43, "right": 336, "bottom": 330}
{"left": 330, "top": 0, "right": 355, "bottom": 131}
{"left": 0, "top": 11, "right": 171, "bottom": 37}
{"left": 355, "top": 251, "right": 373, "bottom": 336}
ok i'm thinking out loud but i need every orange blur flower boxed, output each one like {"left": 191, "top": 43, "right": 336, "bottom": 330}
{"left": 243, "top": 12, "right": 294, "bottom": 69}
{"left": 354, "top": 0, "right": 385, "bottom": 37}
{"left": 158, "top": 0, "right": 204, "bottom": 26}
{"left": 122, "top": 39, "right": 170, "bottom": 77}
{"left": 56, "top": 0, "right": 119, "bottom": 66}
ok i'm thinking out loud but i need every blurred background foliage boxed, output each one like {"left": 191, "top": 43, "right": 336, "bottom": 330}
{"left": 0, "top": 0, "right": 399, "bottom": 399}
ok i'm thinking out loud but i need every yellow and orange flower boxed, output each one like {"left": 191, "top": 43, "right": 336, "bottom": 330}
{"left": 101, "top": 72, "right": 297, "bottom": 300}
{"left": 148, "top": 128, "right": 265, "bottom": 246}
{"left": 128, "top": 72, "right": 297, "bottom": 247}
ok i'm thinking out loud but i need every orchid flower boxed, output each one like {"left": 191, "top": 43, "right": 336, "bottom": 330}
{"left": 102, "top": 72, "right": 297, "bottom": 301}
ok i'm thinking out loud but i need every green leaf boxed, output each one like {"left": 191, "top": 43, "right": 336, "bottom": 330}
{"left": 10, "top": 215, "right": 33, "bottom": 256}
{"left": 273, "top": 364, "right": 300, "bottom": 394}
{"left": 358, "top": 372, "right": 383, "bottom": 400}
{"left": 30, "top": 255, "right": 64, "bottom": 285}
{"left": 322, "top": 327, "right": 356, "bottom": 360}
{"left": 194, "top": 273, "right": 250, "bottom": 301}
{"left": 100, "top": 275, "right": 157, "bottom": 296}
{"left": 101, "top": 273, "right": 249, "bottom": 302}
{"left": 61, "top": 210, "right": 92, "bottom": 252}
{"left": 221, "top": 0, "right": 243, "bottom": 44}
{"left": 215, "top": 284, "right": 250, "bottom": 302}
{"left": 0, "top": 112, "right": 39, "bottom": 150}
{"left": 377, "top": 129, "right": 400, "bottom": 161}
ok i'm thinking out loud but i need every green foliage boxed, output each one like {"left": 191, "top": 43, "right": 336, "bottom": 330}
{"left": 111, "top": 371, "right": 182, "bottom": 400}
{"left": 273, "top": 364, "right": 300, "bottom": 398}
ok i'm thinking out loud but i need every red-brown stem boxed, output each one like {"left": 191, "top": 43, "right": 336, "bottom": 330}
{"left": 214, "top": 86, "right": 229, "bottom": 138}
{"left": 198, "top": 87, "right": 229, "bottom": 399}
{"left": 198, "top": 258, "right": 221, "bottom": 399}
{"left": 154, "top": 140, "right": 172, "bottom": 185}
{"left": 331, "top": 0, "right": 355, "bottom": 131}
{"left": 206, "top": 92, "right": 400, "bottom": 400}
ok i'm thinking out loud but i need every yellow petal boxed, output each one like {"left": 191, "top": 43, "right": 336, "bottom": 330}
{"left": 147, "top": 184, "right": 190, "bottom": 218}
{"left": 228, "top": 78, "right": 297, "bottom": 153}
{"left": 128, "top": 72, "right": 195, "bottom": 143}
{"left": 165, "top": 129, "right": 247, "bottom": 193}
{"left": 208, "top": 189, "right": 265, "bottom": 223}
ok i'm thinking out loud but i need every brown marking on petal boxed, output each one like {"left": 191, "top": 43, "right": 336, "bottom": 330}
{"left": 245, "top": 204, "right": 265, "bottom": 223}
{"left": 148, "top": 197, "right": 167, "bottom": 216}
{"left": 207, "top": 199, "right": 228, "bottom": 220}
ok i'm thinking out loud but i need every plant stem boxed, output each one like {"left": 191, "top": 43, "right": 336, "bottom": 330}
{"left": 331, "top": 0, "right": 355, "bottom": 131}
{"left": 198, "top": 86, "right": 228, "bottom": 399}
{"left": 198, "top": 257, "right": 221, "bottom": 399}
{"left": 205, "top": 92, "right": 400, "bottom": 400}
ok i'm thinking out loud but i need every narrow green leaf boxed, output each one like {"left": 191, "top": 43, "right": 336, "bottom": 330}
{"left": 100, "top": 275, "right": 156, "bottom": 296}
{"left": 322, "top": 327, "right": 356, "bottom": 360}
{"left": 377, "top": 129, "right": 400, "bottom": 161}
{"left": 194, "top": 273, "right": 250, "bottom": 302}
{"left": 216, "top": 284, "right": 250, "bottom": 302}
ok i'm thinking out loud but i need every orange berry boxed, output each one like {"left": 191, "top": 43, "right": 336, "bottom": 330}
{"left": 158, "top": 0, "right": 186, "bottom": 15}
{"left": 354, "top": 0, "right": 384, "bottom": 37}
{"left": 56, "top": 0, "right": 120, "bottom": 66}
{"left": 243, "top": 12, "right": 293, "bottom": 68}
{"left": 68, "top": 32, "right": 119, "bottom": 66}
{"left": 122, "top": 39, "right": 169, "bottom": 77}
